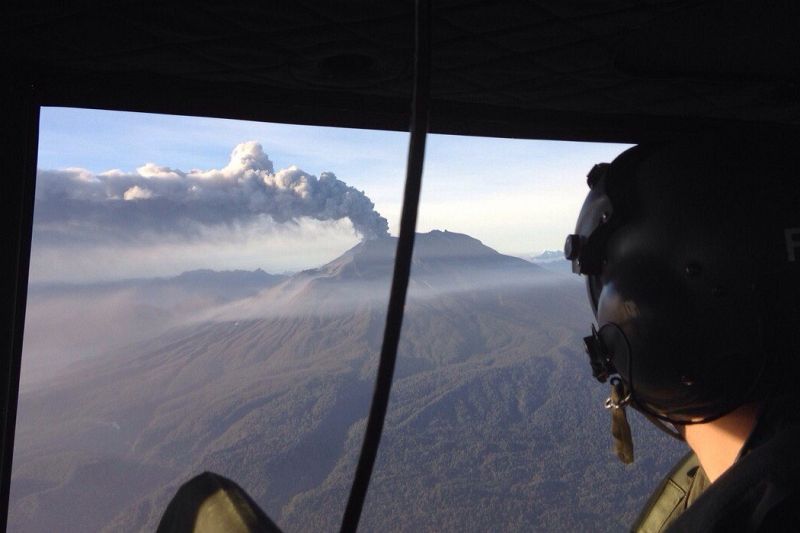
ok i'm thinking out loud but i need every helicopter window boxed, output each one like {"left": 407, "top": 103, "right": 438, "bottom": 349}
{"left": 10, "top": 107, "right": 684, "bottom": 532}
{"left": 358, "top": 135, "right": 686, "bottom": 531}
{"left": 11, "top": 107, "right": 407, "bottom": 532}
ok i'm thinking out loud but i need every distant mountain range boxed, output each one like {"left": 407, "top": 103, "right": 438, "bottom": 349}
{"left": 11, "top": 231, "right": 683, "bottom": 532}
{"left": 520, "top": 250, "right": 572, "bottom": 274}
{"left": 30, "top": 267, "right": 284, "bottom": 293}
{"left": 530, "top": 250, "right": 567, "bottom": 262}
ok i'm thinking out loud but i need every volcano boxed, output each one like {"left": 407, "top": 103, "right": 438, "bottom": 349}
{"left": 10, "top": 231, "right": 683, "bottom": 532}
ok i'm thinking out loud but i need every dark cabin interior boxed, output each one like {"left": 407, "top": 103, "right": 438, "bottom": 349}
{"left": 2, "top": 1, "right": 799, "bottom": 530}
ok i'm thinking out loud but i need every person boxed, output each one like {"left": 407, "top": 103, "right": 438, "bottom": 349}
{"left": 565, "top": 134, "right": 800, "bottom": 532}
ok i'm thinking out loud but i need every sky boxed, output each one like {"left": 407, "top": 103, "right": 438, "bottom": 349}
{"left": 32, "top": 107, "right": 631, "bottom": 282}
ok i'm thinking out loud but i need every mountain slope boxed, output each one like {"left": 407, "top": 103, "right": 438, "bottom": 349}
{"left": 10, "top": 231, "right": 684, "bottom": 532}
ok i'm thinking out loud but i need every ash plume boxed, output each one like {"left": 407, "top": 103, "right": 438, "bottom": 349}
{"left": 33, "top": 141, "right": 389, "bottom": 243}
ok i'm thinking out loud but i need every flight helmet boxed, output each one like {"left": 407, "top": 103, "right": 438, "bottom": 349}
{"left": 565, "top": 135, "right": 800, "bottom": 424}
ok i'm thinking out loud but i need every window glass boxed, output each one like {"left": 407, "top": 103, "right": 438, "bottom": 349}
{"left": 11, "top": 110, "right": 684, "bottom": 532}
{"left": 11, "top": 108, "right": 405, "bottom": 532}
{"left": 358, "top": 135, "right": 686, "bottom": 532}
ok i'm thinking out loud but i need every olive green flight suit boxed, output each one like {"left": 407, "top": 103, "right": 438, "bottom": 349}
{"left": 631, "top": 451, "right": 709, "bottom": 533}
{"left": 157, "top": 472, "right": 281, "bottom": 533}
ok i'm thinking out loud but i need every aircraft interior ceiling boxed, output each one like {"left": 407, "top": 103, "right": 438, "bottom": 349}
{"left": 2, "top": 1, "right": 799, "bottom": 531}
{"left": 3, "top": 0, "right": 800, "bottom": 140}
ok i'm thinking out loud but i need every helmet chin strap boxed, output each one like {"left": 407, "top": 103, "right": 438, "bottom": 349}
{"left": 638, "top": 407, "right": 685, "bottom": 442}
{"left": 606, "top": 377, "right": 634, "bottom": 464}
{"left": 604, "top": 376, "right": 684, "bottom": 465}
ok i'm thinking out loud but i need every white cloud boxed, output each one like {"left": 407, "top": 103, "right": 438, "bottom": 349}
{"left": 123, "top": 186, "right": 153, "bottom": 201}
{"left": 62, "top": 167, "right": 98, "bottom": 183}
{"left": 136, "top": 163, "right": 184, "bottom": 179}
{"left": 100, "top": 169, "right": 126, "bottom": 177}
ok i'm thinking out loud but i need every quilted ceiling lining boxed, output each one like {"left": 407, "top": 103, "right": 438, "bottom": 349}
{"left": 2, "top": 0, "right": 800, "bottom": 136}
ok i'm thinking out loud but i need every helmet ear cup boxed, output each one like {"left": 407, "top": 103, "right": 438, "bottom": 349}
{"left": 596, "top": 263, "right": 694, "bottom": 419}
{"left": 596, "top": 255, "right": 762, "bottom": 422}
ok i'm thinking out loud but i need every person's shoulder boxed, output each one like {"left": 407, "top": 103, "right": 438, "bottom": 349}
{"left": 633, "top": 451, "right": 701, "bottom": 533}
{"left": 756, "top": 491, "right": 800, "bottom": 532}
{"left": 664, "top": 422, "right": 800, "bottom": 532}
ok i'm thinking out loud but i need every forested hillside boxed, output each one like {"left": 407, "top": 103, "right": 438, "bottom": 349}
{"left": 10, "top": 232, "right": 684, "bottom": 532}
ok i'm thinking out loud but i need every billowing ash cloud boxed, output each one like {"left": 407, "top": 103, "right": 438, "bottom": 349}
{"left": 33, "top": 141, "right": 389, "bottom": 243}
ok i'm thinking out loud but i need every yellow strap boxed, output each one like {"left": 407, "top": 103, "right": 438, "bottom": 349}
{"left": 610, "top": 381, "right": 634, "bottom": 464}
